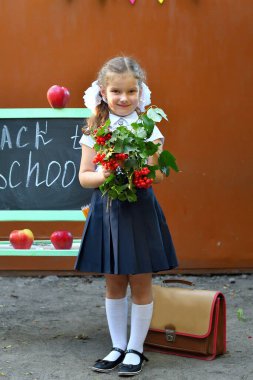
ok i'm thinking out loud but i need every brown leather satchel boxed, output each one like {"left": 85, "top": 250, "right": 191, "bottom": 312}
{"left": 144, "top": 279, "right": 226, "bottom": 360}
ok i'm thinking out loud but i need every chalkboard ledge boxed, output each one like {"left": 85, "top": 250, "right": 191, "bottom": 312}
{"left": 0, "top": 239, "right": 80, "bottom": 256}
{"left": 1, "top": 210, "right": 85, "bottom": 221}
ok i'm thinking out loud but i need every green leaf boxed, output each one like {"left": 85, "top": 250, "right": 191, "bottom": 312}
{"left": 145, "top": 141, "right": 159, "bottom": 156}
{"left": 159, "top": 150, "right": 179, "bottom": 173}
{"left": 147, "top": 165, "right": 159, "bottom": 179}
{"left": 141, "top": 114, "right": 155, "bottom": 138}
{"left": 154, "top": 107, "right": 168, "bottom": 121}
{"left": 135, "top": 128, "right": 147, "bottom": 139}
{"left": 147, "top": 108, "right": 162, "bottom": 122}
{"left": 123, "top": 144, "right": 133, "bottom": 154}
{"left": 96, "top": 124, "right": 110, "bottom": 136}
{"left": 93, "top": 143, "right": 100, "bottom": 151}
{"left": 116, "top": 126, "right": 131, "bottom": 138}
{"left": 130, "top": 122, "right": 147, "bottom": 138}
{"left": 109, "top": 135, "right": 118, "bottom": 143}
{"left": 139, "top": 152, "right": 148, "bottom": 159}
{"left": 131, "top": 122, "right": 142, "bottom": 130}
{"left": 134, "top": 140, "right": 145, "bottom": 152}
{"left": 114, "top": 141, "right": 124, "bottom": 153}
{"left": 124, "top": 158, "right": 139, "bottom": 169}
{"left": 104, "top": 119, "right": 111, "bottom": 127}
{"left": 237, "top": 308, "right": 246, "bottom": 321}
{"left": 118, "top": 183, "right": 129, "bottom": 191}
{"left": 126, "top": 190, "right": 137, "bottom": 202}
{"left": 147, "top": 107, "right": 168, "bottom": 122}
{"left": 103, "top": 173, "right": 115, "bottom": 185}
{"left": 108, "top": 189, "right": 118, "bottom": 199}
{"left": 160, "top": 166, "right": 170, "bottom": 176}
{"left": 118, "top": 193, "right": 127, "bottom": 201}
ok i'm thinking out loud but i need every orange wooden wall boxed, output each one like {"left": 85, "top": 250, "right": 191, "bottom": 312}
{"left": 0, "top": 0, "right": 252, "bottom": 272}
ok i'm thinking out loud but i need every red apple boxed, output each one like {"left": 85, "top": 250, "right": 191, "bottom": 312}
{"left": 9, "top": 229, "right": 34, "bottom": 249}
{"left": 47, "top": 85, "right": 70, "bottom": 108}
{"left": 50, "top": 230, "right": 73, "bottom": 249}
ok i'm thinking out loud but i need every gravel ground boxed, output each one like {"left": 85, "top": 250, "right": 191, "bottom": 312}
{"left": 0, "top": 274, "right": 252, "bottom": 380}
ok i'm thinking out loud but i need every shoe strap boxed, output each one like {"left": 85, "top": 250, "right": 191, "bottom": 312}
{"left": 125, "top": 349, "right": 149, "bottom": 362}
{"left": 112, "top": 347, "right": 125, "bottom": 355}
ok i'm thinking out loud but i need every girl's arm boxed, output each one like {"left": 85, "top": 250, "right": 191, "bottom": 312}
{"left": 79, "top": 145, "right": 110, "bottom": 188}
{"left": 148, "top": 138, "right": 164, "bottom": 184}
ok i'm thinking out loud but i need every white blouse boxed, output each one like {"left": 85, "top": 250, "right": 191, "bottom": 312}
{"left": 80, "top": 111, "right": 164, "bottom": 148}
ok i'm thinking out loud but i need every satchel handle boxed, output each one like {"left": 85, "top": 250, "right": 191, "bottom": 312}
{"left": 162, "top": 279, "right": 195, "bottom": 287}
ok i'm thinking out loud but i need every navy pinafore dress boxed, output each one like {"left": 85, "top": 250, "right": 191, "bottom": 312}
{"left": 75, "top": 112, "right": 178, "bottom": 275}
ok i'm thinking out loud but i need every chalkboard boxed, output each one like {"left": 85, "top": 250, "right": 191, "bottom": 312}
{"left": 0, "top": 108, "right": 93, "bottom": 210}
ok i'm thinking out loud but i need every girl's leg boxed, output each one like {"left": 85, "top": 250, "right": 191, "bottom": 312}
{"left": 105, "top": 274, "right": 129, "bottom": 299}
{"left": 123, "top": 273, "right": 153, "bottom": 365}
{"left": 103, "top": 274, "right": 129, "bottom": 361}
{"left": 129, "top": 273, "right": 153, "bottom": 305}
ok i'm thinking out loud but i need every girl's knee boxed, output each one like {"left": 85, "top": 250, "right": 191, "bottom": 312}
{"left": 105, "top": 274, "right": 129, "bottom": 298}
{"left": 129, "top": 274, "right": 153, "bottom": 304}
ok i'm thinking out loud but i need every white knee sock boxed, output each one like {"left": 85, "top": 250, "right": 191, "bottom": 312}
{"left": 103, "top": 297, "right": 128, "bottom": 361}
{"left": 123, "top": 301, "right": 153, "bottom": 365}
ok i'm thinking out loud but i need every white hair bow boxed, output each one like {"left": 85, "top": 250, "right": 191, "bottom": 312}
{"left": 83, "top": 81, "right": 102, "bottom": 113}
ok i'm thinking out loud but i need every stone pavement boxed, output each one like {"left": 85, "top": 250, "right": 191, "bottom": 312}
{"left": 0, "top": 274, "right": 252, "bottom": 380}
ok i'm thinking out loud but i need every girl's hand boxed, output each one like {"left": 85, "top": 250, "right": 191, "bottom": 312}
{"left": 102, "top": 168, "right": 111, "bottom": 179}
{"left": 79, "top": 145, "right": 111, "bottom": 188}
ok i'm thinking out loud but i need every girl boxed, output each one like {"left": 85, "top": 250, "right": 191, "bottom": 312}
{"left": 75, "top": 56, "right": 178, "bottom": 376}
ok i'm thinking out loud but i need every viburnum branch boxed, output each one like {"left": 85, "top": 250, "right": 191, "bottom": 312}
{"left": 90, "top": 107, "right": 179, "bottom": 203}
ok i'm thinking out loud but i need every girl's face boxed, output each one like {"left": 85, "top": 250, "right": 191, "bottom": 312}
{"left": 101, "top": 72, "right": 141, "bottom": 116}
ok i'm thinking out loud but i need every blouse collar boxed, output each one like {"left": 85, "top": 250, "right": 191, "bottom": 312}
{"left": 109, "top": 111, "right": 138, "bottom": 128}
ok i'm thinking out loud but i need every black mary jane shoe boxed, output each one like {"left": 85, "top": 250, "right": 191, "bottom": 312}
{"left": 91, "top": 347, "right": 125, "bottom": 373}
{"left": 118, "top": 349, "right": 149, "bottom": 377}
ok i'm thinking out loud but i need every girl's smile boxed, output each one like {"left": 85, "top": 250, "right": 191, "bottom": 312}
{"left": 101, "top": 73, "right": 141, "bottom": 116}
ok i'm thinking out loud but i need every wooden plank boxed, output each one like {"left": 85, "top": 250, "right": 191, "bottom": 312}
{"left": 0, "top": 256, "right": 77, "bottom": 270}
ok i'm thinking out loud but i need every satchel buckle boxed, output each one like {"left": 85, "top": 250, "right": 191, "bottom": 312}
{"left": 165, "top": 328, "right": 176, "bottom": 342}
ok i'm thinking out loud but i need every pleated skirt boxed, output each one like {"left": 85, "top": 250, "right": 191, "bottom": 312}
{"left": 75, "top": 188, "right": 178, "bottom": 275}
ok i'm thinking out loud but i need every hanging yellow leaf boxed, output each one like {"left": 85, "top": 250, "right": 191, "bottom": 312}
{"left": 158, "top": 0, "right": 164, "bottom": 4}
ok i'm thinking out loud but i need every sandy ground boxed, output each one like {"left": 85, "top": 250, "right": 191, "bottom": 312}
{"left": 0, "top": 274, "right": 252, "bottom": 380}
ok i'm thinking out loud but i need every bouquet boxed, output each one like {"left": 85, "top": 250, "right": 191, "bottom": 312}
{"left": 90, "top": 107, "right": 179, "bottom": 203}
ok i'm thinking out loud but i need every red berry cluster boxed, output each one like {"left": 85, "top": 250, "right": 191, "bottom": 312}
{"left": 95, "top": 133, "right": 112, "bottom": 145}
{"left": 93, "top": 152, "right": 129, "bottom": 170}
{"left": 103, "top": 158, "right": 120, "bottom": 171}
{"left": 133, "top": 167, "right": 153, "bottom": 189}
{"left": 93, "top": 153, "right": 106, "bottom": 164}
{"left": 115, "top": 153, "right": 129, "bottom": 161}
{"left": 105, "top": 153, "right": 128, "bottom": 169}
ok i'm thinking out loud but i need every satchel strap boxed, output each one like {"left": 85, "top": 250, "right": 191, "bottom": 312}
{"left": 162, "top": 279, "right": 195, "bottom": 287}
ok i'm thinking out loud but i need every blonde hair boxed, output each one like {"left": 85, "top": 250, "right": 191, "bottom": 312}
{"left": 84, "top": 56, "right": 146, "bottom": 132}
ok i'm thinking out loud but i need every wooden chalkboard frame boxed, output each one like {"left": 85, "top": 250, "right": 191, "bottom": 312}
{"left": 0, "top": 108, "right": 91, "bottom": 119}
{"left": 0, "top": 108, "right": 91, "bottom": 271}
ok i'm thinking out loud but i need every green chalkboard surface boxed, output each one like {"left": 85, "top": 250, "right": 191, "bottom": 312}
{"left": 0, "top": 108, "right": 93, "bottom": 210}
